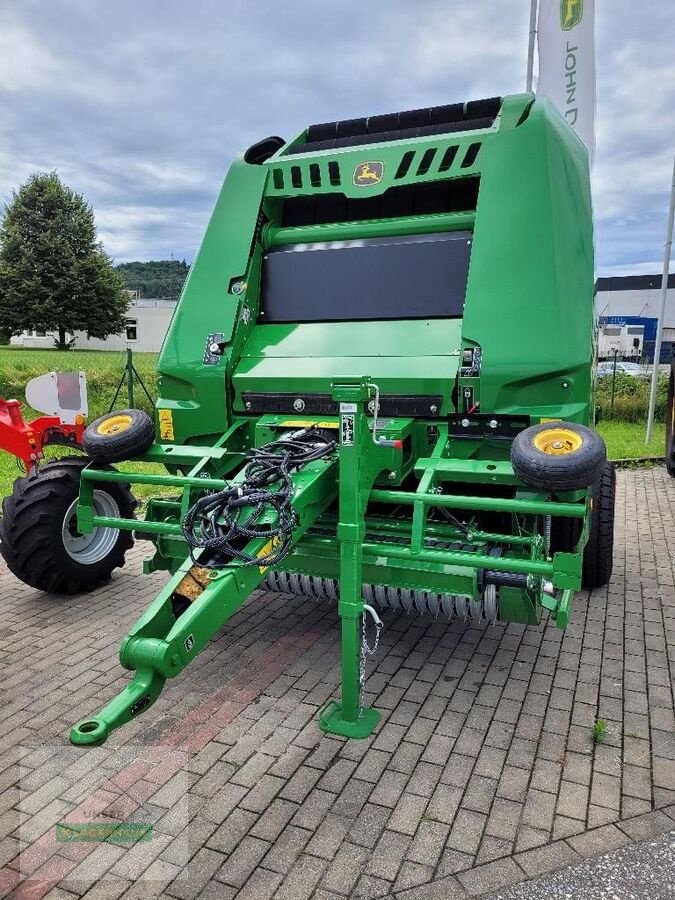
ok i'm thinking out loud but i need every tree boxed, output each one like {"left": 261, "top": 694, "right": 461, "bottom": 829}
{"left": 0, "top": 172, "right": 129, "bottom": 349}
{"left": 116, "top": 259, "right": 189, "bottom": 300}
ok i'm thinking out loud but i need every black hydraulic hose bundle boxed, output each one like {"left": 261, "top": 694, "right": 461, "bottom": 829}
{"left": 182, "top": 428, "right": 337, "bottom": 568}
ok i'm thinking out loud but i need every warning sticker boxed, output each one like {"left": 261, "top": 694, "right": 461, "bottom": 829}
{"left": 257, "top": 535, "right": 281, "bottom": 573}
{"left": 158, "top": 409, "right": 174, "bottom": 441}
{"left": 279, "top": 420, "right": 339, "bottom": 429}
{"left": 341, "top": 414, "right": 355, "bottom": 446}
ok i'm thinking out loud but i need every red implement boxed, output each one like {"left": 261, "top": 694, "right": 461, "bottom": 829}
{"left": 0, "top": 399, "right": 85, "bottom": 472}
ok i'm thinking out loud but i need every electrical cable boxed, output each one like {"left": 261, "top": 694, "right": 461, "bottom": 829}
{"left": 182, "top": 427, "right": 337, "bottom": 568}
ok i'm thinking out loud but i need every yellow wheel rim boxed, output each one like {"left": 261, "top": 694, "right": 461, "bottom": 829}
{"left": 532, "top": 427, "right": 583, "bottom": 455}
{"left": 96, "top": 414, "right": 133, "bottom": 436}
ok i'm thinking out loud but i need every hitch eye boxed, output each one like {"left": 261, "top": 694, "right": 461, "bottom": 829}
{"left": 70, "top": 718, "right": 109, "bottom": 745}
{"left": 77, "top": 721, "right": 100, "bottom": 734}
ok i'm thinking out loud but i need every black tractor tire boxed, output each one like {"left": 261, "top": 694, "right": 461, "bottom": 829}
{"left": 511, "top": 422, "right": 606, "bottom": 492}
{"left": 83, "top": 409, "right": 155, "bottom": 463}
{"left": 0, "top": 457, "right": 136, "bottom": 594}
{"left": 581, "top": 461, "right": 616, "bottom": 589}
{"left": 549, "top": 515, "right": 581, "bottom": 556}
{"left": 549, "top": 461, "right": 615, "bottom": 590}
{"left": 666, "top": 365, "right": 675, "bottom": 476}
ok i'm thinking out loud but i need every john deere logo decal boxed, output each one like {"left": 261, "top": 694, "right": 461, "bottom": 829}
{"left": 353, "top": 161, "right": 383, "bottom": 187}
{"left": 561, "top": 0, "right": 583, "bottom": 30}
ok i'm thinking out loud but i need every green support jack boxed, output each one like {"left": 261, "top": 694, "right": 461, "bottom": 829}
{"left": 319, "top": 380, "right": 392, "bottom": 739}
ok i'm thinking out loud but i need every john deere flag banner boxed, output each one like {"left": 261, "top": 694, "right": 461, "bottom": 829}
{"left": 537, "top": 0, "right": 596, "bottom": 162}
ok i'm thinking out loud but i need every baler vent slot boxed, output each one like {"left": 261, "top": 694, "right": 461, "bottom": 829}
{"left": 395, "top": 151, "right": 415, "bottom": 180}
{"left": 438, "top": 146, "right": 459, "bottom": 172}
{"left": 461, "top": 143, "right": 481, "bottom": 168}
{"left": 289, "top": 96, "right": 501, "bottom": 154}
{"left": 416, "top": 148, "right": 437, "bottom": 176}
{"left": 328, "top": 161, "right": 341, "bottom": 186}
{"left": 281, "top": 176, "right": 479, "bottom": 227}
{"left": 273, "top": 169, "right": 284, "bottom": 190}
{"left": 309, "top": 163, "right": 322, "bottom": 187}
{"left": 291, "top": 166, "right": 303, "bottom": 188}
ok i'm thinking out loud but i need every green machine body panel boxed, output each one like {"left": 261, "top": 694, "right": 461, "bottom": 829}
{"left": 70, "top": 92, "right": 598, "bottom": 746}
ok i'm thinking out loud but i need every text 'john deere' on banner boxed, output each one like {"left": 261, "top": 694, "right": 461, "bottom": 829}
{"left": 537, "top": 0, "right": 596, "bottom": 163}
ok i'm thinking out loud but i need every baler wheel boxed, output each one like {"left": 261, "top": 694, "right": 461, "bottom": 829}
{"left": 581, "top": 461, "right": 616, "bottom": 589}
{"left": 549, "top": 461, "right": 615, "bottom": 589}
{"left": 666, "top": 366, "right": 675, "bottom": 477}
{"left": 0, "top": 457, "right": 136, "bottom": 594}
{"left": 511, "top": 422, "right": 606, "bottom": 491}
{"left": 83, "top": 409, "right": 155, "bottom": 463}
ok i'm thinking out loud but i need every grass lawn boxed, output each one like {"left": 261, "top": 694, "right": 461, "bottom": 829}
{"left": 0, "top": 347, "right": 161, "bottom": 500}
{"left": 0, "top": 347, "right": 158, "bottom": 420}
{"left": 596, "top": 420, "right": 665, "bottom": 461}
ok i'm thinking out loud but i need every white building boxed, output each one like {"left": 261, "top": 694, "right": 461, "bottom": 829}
{"left": 11, "top": 296, "right": 178, "bottom": 353}
{"left": 596, "top": 274, "right": 675, "bottom": 323}
{"left": 595, "top": 273, "right": 675, "bottom": 363}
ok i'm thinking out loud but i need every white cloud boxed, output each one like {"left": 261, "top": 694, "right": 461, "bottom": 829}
{"left": 1, "top": 0, "right": 673, "bottom": 270}
{"left": 0, "top": 13, "right": 63, "bottom": 92}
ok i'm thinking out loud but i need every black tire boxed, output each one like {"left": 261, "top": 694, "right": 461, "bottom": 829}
{"left": 666, "top": 366, "right": 675, "bottom": 476}
{"left": 511, "top": 422, "right": 606, "bottom": 492}
{"left": 0, "top": 457, "right": 136, "bottom": 594}
{"left": 83, "top": 409, "right": 155, "bottom": 463}
{"left": 581, "top": 461, "right": 616, "bottom": 589}
{"left": 549, "top": 461, "right": 615, "bottom": 589}
{"left": 549, "top": 515, "right": 581, "bottom": 556}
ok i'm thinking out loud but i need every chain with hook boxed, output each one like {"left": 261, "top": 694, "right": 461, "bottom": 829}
{"left": 359, "top": 603, "right": 383, "bottom": 709}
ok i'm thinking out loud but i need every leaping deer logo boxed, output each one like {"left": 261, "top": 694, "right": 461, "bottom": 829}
{"left": 561, "top": 0, "right": 583, "bottom": 30}
{"left": 353, "top": 161, "right": 384, "bottom": 186}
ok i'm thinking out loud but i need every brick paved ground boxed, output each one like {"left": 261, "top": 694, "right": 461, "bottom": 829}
{"left": 0, "top": 467, "right": 674, "bottom": 899}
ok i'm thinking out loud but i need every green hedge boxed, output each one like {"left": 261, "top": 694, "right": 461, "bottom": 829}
{"left": 596, "top": 372, "right": 668, "bottom": 423}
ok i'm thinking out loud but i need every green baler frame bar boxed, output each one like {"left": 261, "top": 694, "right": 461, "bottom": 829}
{"left": 263, "top": 211, "right": 475, "bottom": 248}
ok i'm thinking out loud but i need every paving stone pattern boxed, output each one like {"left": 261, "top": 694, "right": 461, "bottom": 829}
{"left": 0, "top": 467, "right": 674, "bottom": 899}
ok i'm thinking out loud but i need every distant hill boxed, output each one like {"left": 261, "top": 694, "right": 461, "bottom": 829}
{"left": 116, "top": 260, "right": 189, "bottom": 300}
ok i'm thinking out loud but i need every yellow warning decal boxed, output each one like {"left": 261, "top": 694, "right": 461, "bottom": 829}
{"left": 158, "top": 409, "right": 175, "bottom": 441}
{"left": 540, "top": 417, "right": 562, "bottom": 424}
{"left": 279, "top": 420, "right": 339, "bottom": 429}
{"left": 257, "top": 536, "right": 281, "bottom": 573}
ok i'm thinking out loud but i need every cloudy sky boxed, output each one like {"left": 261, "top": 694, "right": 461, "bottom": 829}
{"left": 1, "top": 1, "right": 673, "bottom": 275}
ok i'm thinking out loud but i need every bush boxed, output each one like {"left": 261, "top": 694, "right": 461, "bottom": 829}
{"left": 596, "top": 372, "right": 668, "bottom": 423}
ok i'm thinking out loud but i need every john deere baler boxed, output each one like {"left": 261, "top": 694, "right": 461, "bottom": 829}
{"left": 1, "top": 93, "right": 615, "bottom": 745}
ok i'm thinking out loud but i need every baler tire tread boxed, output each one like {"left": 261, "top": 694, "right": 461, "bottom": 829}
{"left": 83, "top": 409, "right": 155, "bottom": 463}
{"left": 511, "top": 422, "right": 606, "bottom": 492}
{"left": 0, "top": 456, "right": 136, "bottom": 595}
{"left": 581, "top": 461, "right": 615, "bottom": 589}
{"left": 549, "top": 516, "right": 580, "bottom": 554}
{"left": 666, "top": 366, "right": 675, "bottom": 477}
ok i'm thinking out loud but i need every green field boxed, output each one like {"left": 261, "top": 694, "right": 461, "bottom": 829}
{"left": 0, "top": 348, "right": 160, "bottom": 500}
{"left": 0, "top": 348, "right": 667, "bottom": 501}
{"left": 0, "top": 347, "right": 158, "bottom": 419}
{"left": 596, "top": 420, "right": 665, "bottom": 461}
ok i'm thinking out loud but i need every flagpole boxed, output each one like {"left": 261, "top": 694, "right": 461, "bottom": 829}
{"left": 646, "top": 154, "right": 675, "bottom": 444}
{"left": 526, "top": 0, "right": 538, "bottom": 92}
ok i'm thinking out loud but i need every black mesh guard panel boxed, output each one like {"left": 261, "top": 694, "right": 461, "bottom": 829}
{"left": 260, "top": 231, "right": 472, "bottom": 324}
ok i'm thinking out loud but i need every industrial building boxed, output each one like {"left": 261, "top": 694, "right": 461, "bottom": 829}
{"left": 10, "top": 296, "right": 178, "bottom": 353}
{"left": 596, "top": 273, "right": 675, "bottom": 362}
